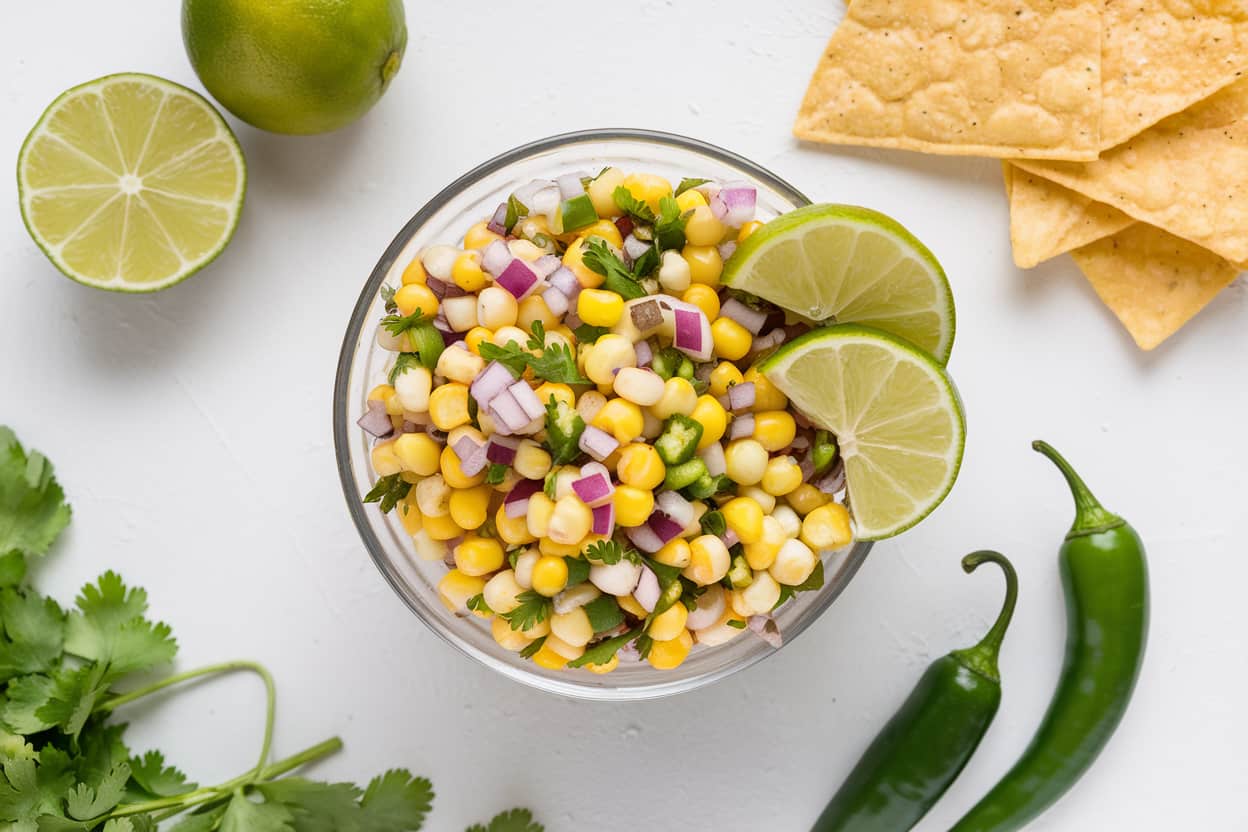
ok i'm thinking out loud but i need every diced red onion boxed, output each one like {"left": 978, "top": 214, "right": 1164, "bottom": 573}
{"left": 549, "top": 266, "right": 580, "bottom": 298}
{"left": 357, "top": 399, "right": 394, "bottom": 439}
{"left": 793, "top": 409, "right": 815, "bottom": 429}
{"left": 486, "top": 436, "right": 519, "bottom": 465}
{"left": 634, "top": 339, "right": 653, "bottom": 367}
{"left": 488, "top": 389, "right": 529, "bottom": 433}
{"left": 710, "top": 183, "right": 757, "bottom": 227}
{"left": 580, "top": 461, "right": 611, "bottom": 479}
{"left": 728, "top": 414, "right": 755, "bottom": 440}
{"left": 400, "top": 420, "right": 421, "bottom": 433}
{"left": 649, "top": 512, "right": 685, "bottom": 544}
{"left": 529, "top": 186, "right": 560, "bottom": 221}
{"left": 749, "top": 615, "right": 783, "bottom": 647}
{"left": 790, "top": 434, "right": 811, "bottom": 451}
{"left": 541, "top": 286, "right": 569, "bottom": 317}
{"left": 556, "top": 172, "right": 587, "bottom": 200}
{"left": 721, "top": 298, "right": 768, "bottom": 334}
{"left": 625, "top": 524, "right": 664, "bottom": 555}
{"left": 564, "top": 310, "right": 584, "bottom": 331}
{"left": 614, "top": 215, "right": 634, "bottom": 238}
{"left": 460, "top": 443, "right": 488, "bottom": 477}
{"left": 622, "top": 234, "right": 650, "bottom": 262}
{"left": 425, "top": 276, "right": 448, "bottom": 299}
{"left": 425, "top": 424, "right": 448, "bottom": 444}
{"left": 486, "top": 203, "right": 508, "bottom": 236}
{"left": 718, "top": 241, "right": 738, "bottom": 261}
{"left": 655, "top": 491, "right": 694, "bottom": 528}
{"left": 534, "top": 254, "right": 561, "bottom": 278}
{"left": 633, "top": 566, "right": 661, "bottom": 610}
{"left": 470, "top": 361, "right": 515, "bottom": 405}
{"left": 504, "top": 479, "right": 542, "bottom": 518}
{"left": 750, "top": 329, "right": 787, "bottom": 355}
{"left": 452, "top": 435, "right": 481, "bottom": 462}
{"left": 673, "top": 308, "right": 705, "bottom": 354}
{"left": 699, "top": 442, "right": 726, "bottom": 477}
{"left": 508, "top": 381, "right": 546, "bottom": 421}
{"left": 814, "top": 462, "right": 846, "bottom": 495}
{"left": 482, "top": 240, "right": 513, "bottom": 277}
{"left": 578, "top": 426, "right": 619, "bottom": 461}
{"left": 572, "top": 472, "right": 614, "bottom": 507}
{"left": 799, "top": 455, "right": 816, "bottom": 482}
{"left": 496, "top": 259, "right": 541, "bottom": 300}
{"left": 591, "top": 503, "right": 615, "bottom": 536}
{"left": 722, "top": 528, "right": 740, "bottom": 548}
{"left": 727, "top": 382, "right": 756, "bottom": 412}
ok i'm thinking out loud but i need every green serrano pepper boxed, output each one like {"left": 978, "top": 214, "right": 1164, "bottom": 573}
{"left": 950, "top": 441, "right": 1148, "bottom": 832}
{"left": 810, "top": 551, "right": 1017, "bottom": 832}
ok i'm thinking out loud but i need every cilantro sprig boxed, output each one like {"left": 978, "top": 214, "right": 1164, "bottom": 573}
{"left": 583, "top": 539, "right": 640, "bottom": 566}
{"left": 499, "top": 591, "right": 552, "bottom": 633}
{"left": 611, "top": 187, "right": 657, "bottom": 224}
{"left": 675, "top": 177, "right": 711, "bottom": 196}
{"left": 480, "top": 321, "right": 589, "bottom": 384}
{"left": 581, "top": 239, "right": 646, "bottom": 300}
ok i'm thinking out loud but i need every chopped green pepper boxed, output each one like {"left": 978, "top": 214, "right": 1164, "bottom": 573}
{"left": 544, "top": 397, "right": 585, "bottom": 465}
{"left": 676, "top": 357, "right": 695, "bottom": 380}
{"left": 727, "top": 554, "right": 753, "bottom": 589}
{"left": 664, "top": 457, "right": 708, "bottom": 490}
{"left": 651, "top": 346, "right": 682, "bottom": 380}
{"left": 813, "top": 429, "right": 839, "bottom": 473}
{"left": 655, "top": 414, "right": 704, "bottom": 465}
{"left": 699, "top": 509, "right": 727, "bottom": 536}
{"left": 558, "top": 194, "right": 598, "bottom": 233}
{"left": 683, "top": 473, "right": 733, "bottom": 500}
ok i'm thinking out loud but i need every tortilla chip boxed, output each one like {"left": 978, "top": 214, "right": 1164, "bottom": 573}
{"left": 1003, "top": 164, "right": 1134, "bottom": 268}
{"left": 1100, "top": 0, "right": 1248, "bottom": 150}
{"left": 1071, "top": 224, "right": 1241, "bottom": 349}
{"left": 794, "top": 0, "right": 1103, "bottom": 159}
{"left": 1015, "top": 79, "right": 1248, "bottom": 264}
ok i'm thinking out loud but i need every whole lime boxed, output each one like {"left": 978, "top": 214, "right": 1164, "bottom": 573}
{"left": 182, "top": 0, "right": 407, "bottom": 135}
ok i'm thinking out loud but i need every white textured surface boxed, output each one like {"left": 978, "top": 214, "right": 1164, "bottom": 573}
{"left": 2, "top": 2, "right": 1246, "bottom": 829}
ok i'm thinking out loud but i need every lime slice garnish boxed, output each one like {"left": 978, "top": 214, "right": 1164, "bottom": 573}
{"left": 17, "top": 73, "right": 246, "bottom": 292}
{"left": 723, "top": 204, "right": 955, "bottom": 364}
{"left": 759, "top": 325, "right": 965, "bottom": 540}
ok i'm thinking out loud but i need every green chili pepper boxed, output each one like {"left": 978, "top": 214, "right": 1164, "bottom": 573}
{"left": 950, "top": 442, "right": 1148, "bottom": 832}
{"left": 408, "top": 321, "right": 445, "bottom": 370}
{"left": 675, "top": 356, "right": 695, "bottom": 381}
{"left": 663, "top": 457, "right": 707, "bottom": 491}
{"left": 812, "top": 430, "right": 838, "bottom": 473}
{"left": 726, "top": 554, "right": 752, "bottom": 589}
{"left": 682, "top": 472, "right": 732, "bottom": 500}
{"left": 811, "top": 551, "right": 1017, "bottom": 832}
{"left": 651, "top": 347, "right": 681, "bottom": 380}
{"left": 543, "top": 397, "right": 585, "bottom": 466}
{"left": 655, "top": 414, "right": 703, "bottom": 465}
{"left": 558, "top": 194, "right": 597, "bottom": 233}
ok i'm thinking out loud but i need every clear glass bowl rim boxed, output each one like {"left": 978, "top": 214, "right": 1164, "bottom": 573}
{"left": 332, "top": 128, "right": 873, "bottom": 701}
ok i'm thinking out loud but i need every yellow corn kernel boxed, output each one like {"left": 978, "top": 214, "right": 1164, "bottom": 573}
{"left": 577, "top": 289, "right": 625, "bottom": 327}
{"left": 483, "top": 569, "right": 524, "bottom": 614}
{"left": 690, "top": 395, "right": 727, "bottom": 449}
{"left": 401, "top": 256, "right": 427, "bottom": 285}
{"left": 648, "top": 603, "right": 689, "bottom": 641}
{"left": 370, "top": 440, "right": 402, "bottom": 476}
{"left": 429, "top": 383, "right": 470, "bottom": 432}
{"left": 393, "top": 433, "right": 441, "bottom": 476}
{"left": 526, "top": 492, "right": 556, "bottom": 538}
{"left": 722, "top": 497, "right": 765, "bottom": 544}
{"left": 787, "top": 483, "right": 830, "bottom": 516}
{"left": 685, "top": 204, "right": 727, "bottom": 246}
{"left": 711, "top": 317, "right": 752, "bottom": 361}
{"left": 619, "top": 173, "right": 673, "bottom": 215}
{"left": 464, "top": 221, "right": 502, "bottom": 250}
{"left": 531, "top": 642, "right": 569, "bottom": 670}
{"left": 548, "top": 495, "right": 593, "bottom": 545}
{"left": 384, "top": 393, "right": 406, "bottom": 417}
{"left": 437, "top": 569, "right": 486, "bottom": 613}
{"left": 545, "top": 634, "right": 585, "bottom": 661}
{"left": 744, "top": 367, "right": 788, "bottom": 411}
{"left": 539, "top": 537, "right": 582, "bottom": 557}
{"left": 584, "top": 334, "right": 637, "bottom": 386}
{"left": 585, "top": 655, "right": 619, "bottom": 674}
{"left": 648, "top": 629, "right": 693, "bottom": 670}
{"left": 514, "top": 440, "right": 552, "bottom": 480}
{"left": 517, "top": 294, "right": 558, "bottom": 332}
{"left": 614, "top": 485, "right": 655, "bottom": 527}
{"left": 492, "top": 617, "right": 531, "bottom": 651}
{"left": 422, "top": 511, "right": 463, "bottom": 541}
{"left": 531, "top": 555, "right": 569, "bottom": 596}
{"left": 684, "top": 535, "right": 731, "bottom": 586}
{"left": 591, "top": 398, "right": 644, "bottom": 443}
{"left": 754, "top": 411, "right": 797, "bottom": 452}
{"left": 450, "top": 251, "right": 487, "bottom": 292}
{"left": 534, "top": 382, "right": 575, "bottom": 408}
{"left": 394, "top": 283, "right": 439, "bottom": 318}
{"left": 675, "top": 189, "right": 708, "bottom": 212}
{"left": 509, "top": 237, "right": 546, "bottom": 261}
{"left": 654, "top": 538, "right": 692, "bottom": 569}
{"left": 801, "top": 503, "right": 853, "bottom": 551}
{"left": 737, "top": 220, "right": 764, "bottom": 243}
{"left": 770, "top": 538, "right": 819, "bottom": 586}
{"left": 683, "top": 245, "right": 723, "bottom": 286}
{"left": 724, "top": 438, "right": 768, "bottom": 486}
{"left": 368, "top": 383, "right": 396, "bottom": 402}
{"left": 616, "top": 444, "right": 665, "bottom": 490}
{"left": 520, "top": 617, "right": 551, "bottom": 640}
{"left": 449, "top": 485, "right": 492, "bottom": 531}
{"left": 650, "top": 377, "right": 698, "bottom": 419}
{"left": 579, "top": 218, "right": 624, "bottom": 248}
{"left": 454, "top": 535, "right": 505, "bottom": 577}
{"left": 440, "top": 445, "right": 486, "bottom": 489}
{"left": 708, "top": 362, "right": 745, "bottom": 397}
{"left": 551, "top": 607, "right": 594, "bottom": 647}
{"left": 681, "top": 284, "right": 721, "bottom": 320}
{"left": 465, "top": 326, "right": 492, "bottom": 355}
{"left": 745, "top": 515, "right": 785, "bottom": 570}
{"left": 588, "top": 167, "right": 627, "bottom": 217}
{"left": 761, "top": 456, "right": 803, "bottom": 497}
{"left": 693, "top": 609, "right": 748, "bottom": 646}
{"left": 495, "top": 504, "right": 537, "bottom": 546}
{"left": 617, "top": 594, "right": 648, "bottom": 617}
{"left": 397, "top": 493, "right": 423, "bottom": 535}
{"left": 562, "top": 238, "right": 602, "bottom": 289}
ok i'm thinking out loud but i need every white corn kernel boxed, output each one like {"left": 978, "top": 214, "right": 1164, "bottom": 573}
{"left": 772, "top": 504, "right": 802, "bottom": 539}
{"left": 479, "top": 287, "right": 519, "bottom": 330}
{"left": 733, "top": 571, "right": 781, "bottom": 617}
{"left": 740, "top": 485, "right": 777, "bottom": 514}
{"left": 550, "top": 607, "right": 594, "bottom": 647}
{"left": 435, "top": 344, "right": 485, "bottom": 386}
{"left": 441, "top": 295, "right": 479, "bottom": 332}
{"left": 414, "top": 474, "right": 451, "bottom": 518}
{"left": 658, "top": 250, "right": 692, "bottom": 293}
{"left": 394, "top": 366, "right": 432, "bottom": 412}
{"left": 584, "top": 335, "right": 637, "bottom": 385}
{"left": 770, "top": 539, "right": 819, "bottom": 586}
{"left": 545, "top": 633, "right": 585, "bottom": 660}
{"left": 613, "top": 367, "right": 665, "bottom": 406}
{"left": 514, "top": 549, "right": 540, "bottom": 589}
{"left": 411, "top": 529, "right": 448, "bottom": 562}
{"left": 420, "top": 245, "right": 459, "bottom": 281}
{"left": 483, "top": 570, "right": 524, "bottom": 614}
{"left": 508, "top": 239, "right": 545, "bottom": 261}
{"left": 576, "top": 391, "right": 608, "bottom": 423}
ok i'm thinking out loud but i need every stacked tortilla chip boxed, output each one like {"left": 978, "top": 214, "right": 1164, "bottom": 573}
{"left": 795, "top": 0, "right": 1248, "bottom": 349}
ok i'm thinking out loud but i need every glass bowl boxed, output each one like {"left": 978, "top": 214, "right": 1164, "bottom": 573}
{"left": 333, "top": 129, "right": 872, "bottom": 701}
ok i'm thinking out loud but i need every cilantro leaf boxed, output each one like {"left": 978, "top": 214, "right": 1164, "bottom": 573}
{"left": 518, "top": 636, "right": 545, "bottom": 659}
{"left": 563, "top": 557, "right": 590, "bottom": 588}
{"left": 66, "top": 761, "right": 130, "bottom": 820}
{"left": 583, "top": 539, "right": 638, "bottom": 566}
{"left": 484, "top": 464, "right": 508, "bottom": 486}
{"left": 499, "top": 592, "right": 551, "bottom": 633}
{"left": 630, "top": 245, "right": 660, "bottom": 279}
{"left": 64, "top": 573, "right": 176, "bottom": 676}
{"left": 221, "top": 790, "right": 295, "bottom": 832}
{"left": 466, "top": 807, "right": 544, "bottom": 832}
{"left": 380, "top": 310, "right": 427, "bottom": 339}
{"left": 257, "top": 777, "right": 364, "bottom": 832}
{"left": 0, "top": 748, "right": 74, "bottom": 824}
{"left": 726, "top": 619, "right": 747, "bottom": 629}
{"left": 654, "top": 196, "right": 690, "bottom": 252}
{"left": 580, "top": 239, "right": 646, "bottom": 301}
{"left": 169, "top": 807, "right": 228, "bottom": 832}
{"left": 379, "top": 285, "right": 398, "bottom": 314}
{"left": 543, "top": 398, "right": 584, "bottom": 467}
{"left": 466, "top": 594, "right": 493, "bottom": 615}
{"left": 633, "top": 634, "right": 654, "bottom": 661}
{"left": 388, "top": 353, "right": 424, "bottom": 385}
{"left": 699, "top": 510, "right": 726, "bottom": 537}
{"left": 773, "top": 560, "right": 825, "bottom": 610}
{"left": 3, "top": 664, "right": 109, "bottom": 738}
{"left": 483, "top": 323, "right": 588, "bottom": 385}
{"left": 0, "top": 427, "right": 71, "bottom": 566}
{"left": 359, "top": 769, "right": 434, "bottom": 832}
{"left": 0, "top": 588, "right": 65, "bottom": 683}
{"left": 675, "top": 178, "right": 711, "bottom": 196}
{"left": 611, "top": 187, "right": 656, "bottom": 224}
{"left": 363, "top": 475, "right": 411, "bottom": 514}
{"left": 571, "top": 324, "right": 609, "bottom": 344}
{"left": 568, "top": 626, "right": 643, "bottom": 669}
{"left": 105, "top": 817, "right": 158, "bottom": 832}
{"left": 128, "top": 750, "right": 196, "bottom": 799}
{"left": 477, "top": 342, "right": 528, "bottom": 378}
{"left": 582, "top": 596, "right": 623, "bottom": 633}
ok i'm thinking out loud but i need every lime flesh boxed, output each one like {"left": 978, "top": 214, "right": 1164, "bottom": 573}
{"left": 723, "top": 204, "right": 955, "bottom": 364}
{"left": 759, "top": 325, "right": 965, "bottom": 540}
{"left": 17, "top": 73, "right": 246, "bottom": 292}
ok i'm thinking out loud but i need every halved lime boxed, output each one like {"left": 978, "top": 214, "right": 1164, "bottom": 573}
{"left": 17, "top": 73, "right": 246, "bottom": 292}
{"left": 723, "top": 204, "right": 955, "bottom": 364}
{"left": 759, "top": 325, "right": 965, "bottom": 540}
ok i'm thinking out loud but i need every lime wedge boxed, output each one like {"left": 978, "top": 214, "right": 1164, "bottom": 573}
{"left": 723, "top": 204, "right": 955, "bottom": 363}
{"left": 759, "top": 325, "right": 965, "bottom": 540}
{"left": 17, "top": 73, "right": 246, "bottom": 292}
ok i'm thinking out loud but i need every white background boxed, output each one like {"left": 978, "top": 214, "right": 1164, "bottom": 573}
{"left": 3, "top": 1, "right": 1246, "bottom": 829}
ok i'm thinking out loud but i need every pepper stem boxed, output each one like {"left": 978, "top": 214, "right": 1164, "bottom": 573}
{"left": 951, "top": 550, "right": 1018, "bottom": 683}
{"left": 1032, "top": 440, "right": 1123, "bottom": 537}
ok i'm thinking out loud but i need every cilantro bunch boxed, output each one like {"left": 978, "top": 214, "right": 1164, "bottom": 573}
{"left": 0, "top": 428, "right": 540, "bottom": 832}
